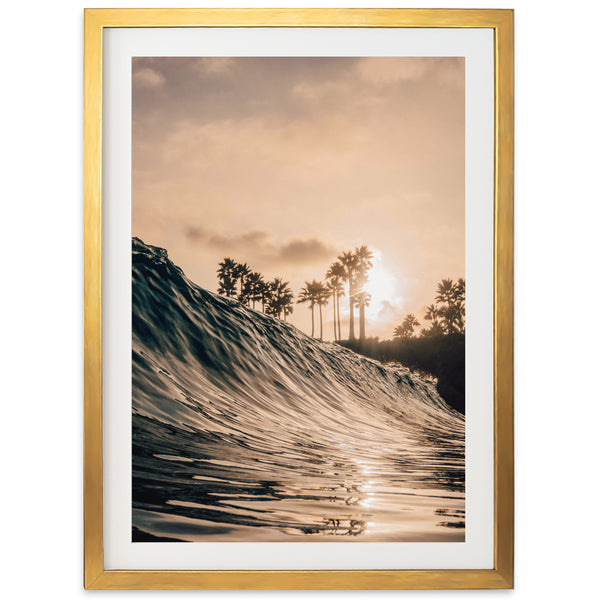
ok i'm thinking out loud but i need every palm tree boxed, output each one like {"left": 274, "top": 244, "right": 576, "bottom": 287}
{"left": 242, "top": 271, "right": 265, "bottom": 309}
{"left": 420, "top": 321, "right": 445, "bottom": 337}
{"left": 277, "top": 280, "right": 295, "bottom": 322}
{"left": 435, "top": 278, "right": 456, "bottom": 333}
{"left": 258, "top": 279, "right": 271, "bottom": 313}
{"left": 313, "top": 281, "right": 331, "bottom": 340}
{"left": 297, "top": 282, "right": 318, "bottom": 336}
{"left": 266, "top": 278, "right": 294, "bottom": 319}
{"left": 326, "top": 279, "right": 341, "bottom": 340}
{"left": 337, "top": 250, "right": 359, "bottom": 340}
{"left": 420, "top": 303, "right": 443, "bottom": 337}
{"left": 217, "top": 258, "right": 237, "bottom": 298}
{"left": 326, "top": 261, "right": 345, "bottom": 341}
{"left": 234, "top": 262, "right": 250, "bottom": 298}
{"left": 435, "top": 278, "right": 464, "bottom": 334}
{"left": 453, "top": 278, "right": 466, "bottom": 333}
{"left": 393, "top": 313, "right": 421, "bottom": 339}
{"left": 282, "top": 302, "right": 294, "bottom": 322}
{"left": 353, "top": 246, "right": 374, "bottom": 341}
{"left": 435, "top": 278, "right": 455, "bottom": 306}
{"left": 424, "top": 303, "right": 440, "bottom": 327}
{"left": 355, "top": 291, "right": 372, "bottom": 340}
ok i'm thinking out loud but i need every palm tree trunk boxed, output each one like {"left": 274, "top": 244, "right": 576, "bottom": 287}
{"left": 337, "top": 294, "right": 341, "bottom": 340}
{"left": 348, "top": 295, "right": 355, "bottom": 340}
{"left": 359, "top": 304, "right": 366, "bottom": 341}
{"left": 332, "top": 292, "right": 337, "bottom": 340}
{"left": 319, "top": 304, "right": 323, "bottom": 340}
{"left": 311, "top": 305, "right": 314, "bottom": 337}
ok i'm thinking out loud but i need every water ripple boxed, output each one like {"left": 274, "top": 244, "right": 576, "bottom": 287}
{"left": 132, "top": 238, "right": 465, "bottom": 542}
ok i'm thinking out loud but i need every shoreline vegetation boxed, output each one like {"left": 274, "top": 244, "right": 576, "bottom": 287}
{"left": 215, "top": 246, "right": 465, "bottom": 412}
{"left": 217, "top": 246, "right": 375, "bottom": 341}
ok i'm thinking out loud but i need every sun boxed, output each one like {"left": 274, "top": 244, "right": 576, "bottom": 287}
{"left": 362, "top": 250, "right": 399, "bottom": 320}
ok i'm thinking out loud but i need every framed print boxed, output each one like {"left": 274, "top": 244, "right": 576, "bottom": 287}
{"left": 84, "top": 8, "right": 513, "bottom": 590}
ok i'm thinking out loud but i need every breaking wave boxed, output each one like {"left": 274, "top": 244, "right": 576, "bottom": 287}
{"left": 132, "top": 237, "right": 465, "bottom": 542}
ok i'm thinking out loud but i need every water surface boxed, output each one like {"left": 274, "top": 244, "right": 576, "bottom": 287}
{"left": 132, "top": 238, "right": 465, "bottom": 542}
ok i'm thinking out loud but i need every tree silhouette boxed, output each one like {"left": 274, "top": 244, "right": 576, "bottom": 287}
{"left": 453, "top": 278, "right": 466, "bottom": 333}
{"left": 392, "top": 278, "right": 466, "bottom": 339}
{"left": 356, "top": 291, "right": 372, "bottom": 340}
{"left": 435, "top": 278, "right": 465, "bottom": 334}
{"left": 282, "top": 302, "right": 294, "bottom": 322}
{"left": 424, "top": 303, "right": 440, "bottom": 325}
{"left": 420, "top": 321, "right": 445, "bottom": 337}
{"left": 326, "top": 261, "right": 345, "bottom": 341}
{"left": 242, "top": 271, "right": 265, "bottom": 309}
{"left": 217, "top": 258, "right": 238, "bottom": 298}
{"left": 353, "top": 246, "right": 374, "bottom": 341}
{"left": 258, "top": 279, "right": 271, "bottom": 313}
{"left": 393, "top": 313, "right": 421, "bottom": 339}
{"left": 234, "top": 262, "right": 250, "bottom": 298}
{"left": 420, "top": 303, "right": 444, "bottom": 337}
{"left": 297, "top": 281, "right": 318, "bottom": 337}
{"left": 313, "top": 281, "right": 331, "bottom": 340}
{"left": 279, "top": 282, "right": 295, "bottom": 322}
{"left": 338, "top": 250, "right": 359, "bottom": 340}
{"left": 266, "top": 278, "right": 294, "bottom": 320}
{"left": 216, "top": 245, "right": 377, "bottom": 341}
{"left": 297, "top": 280, "right": 329, "bottom": 338}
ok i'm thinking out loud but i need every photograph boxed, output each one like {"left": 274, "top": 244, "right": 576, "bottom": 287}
{"left": 131, "top": 56, "right": 466, "bottom": 543}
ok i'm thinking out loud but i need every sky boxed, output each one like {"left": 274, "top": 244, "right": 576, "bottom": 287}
{"left": 132, "top": 57, "right": 464, "bottom": 340}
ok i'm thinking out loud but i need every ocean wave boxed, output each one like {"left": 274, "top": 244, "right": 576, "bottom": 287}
{"left": 132, "top": 237, "right": 465, "bottom": 542}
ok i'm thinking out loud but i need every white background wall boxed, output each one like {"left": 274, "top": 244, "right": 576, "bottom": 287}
{"left": 1, "top": 1, "right": 598, "bottom": 597}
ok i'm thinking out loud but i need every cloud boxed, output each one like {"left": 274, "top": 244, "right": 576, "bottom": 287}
{"left": 293, "top": 80, "right": 353, "bottom": 104}
{"left": 279, "top": 238, "right": 336, "bottom": 263}
{"left": 186, "top": 226, "right": 270, "bottom": 250}
{"left": 355, "top": 57, "right": 430, "bottom": 84}
{"left": 355, "top": 57, "right": 463, "bottom": 88}
{"left": 132, "top": 57, "right": 465, "bottom": 339}
{"left": 197, "top": 57, "right": 234, "bottom": 74}
{"left": 133, "top": 67, "right": 166, "bottom": 89}
{"left": 185, "top": 226, "right": 336, "bottom": 265}
{"left": 376, "top": 300, "right": 402, "bottom": 321}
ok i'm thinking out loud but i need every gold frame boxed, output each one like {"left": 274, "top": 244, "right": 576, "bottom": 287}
{"left": 84, "top": 8, "right": 513, "bottom": 590}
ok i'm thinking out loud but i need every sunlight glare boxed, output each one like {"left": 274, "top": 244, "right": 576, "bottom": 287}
{"left": 362, "top": 250, "right": 401, "bottom": 321}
